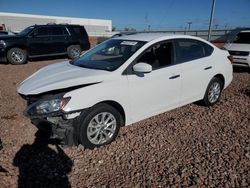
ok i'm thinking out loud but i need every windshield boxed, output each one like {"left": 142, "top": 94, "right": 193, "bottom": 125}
{"left": 71, "top": 39, "right": 146, "bottom": 71}
{"left": 18, "top": 26, "right": 35, "bottom": 35}
{"left": 233, "top": 32, "right": 250, "bottom": 44}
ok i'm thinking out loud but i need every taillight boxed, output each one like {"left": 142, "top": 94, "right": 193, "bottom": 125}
{"left": 227, "top": 55, "right": 233, "bottom": 64}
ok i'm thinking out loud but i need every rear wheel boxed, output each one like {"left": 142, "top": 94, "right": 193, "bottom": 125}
{"left": 7, "top": 48, "right": 27, "bottom": 65}
{"left": 67, "top": 45, "right": 81, "bottom": 59}
{"left": 203, "top": 77, "right": 223, "bottom": 106}
{"left": 78, "top": 103, "right": 122, "bottom": 149}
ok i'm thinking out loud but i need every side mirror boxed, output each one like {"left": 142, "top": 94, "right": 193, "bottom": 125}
{"left": 132, "top": 62, "right": 152, "bottom": 73}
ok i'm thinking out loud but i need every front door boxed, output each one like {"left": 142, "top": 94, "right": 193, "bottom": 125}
{"left": 27, "top": 26, "right": 51, "bottom": 56}
{"left": 126, "top": 41, "right": 182, "bottom": 122}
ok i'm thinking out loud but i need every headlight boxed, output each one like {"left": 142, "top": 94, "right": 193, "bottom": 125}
{"left": 26, "top": 97, "right": 71, "bottom": 116}
{"left": 0, "top": 40, "right": 6, "bottom": 46}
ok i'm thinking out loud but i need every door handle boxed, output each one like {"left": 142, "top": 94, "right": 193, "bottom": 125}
{"left": 169, "top": 75, "right": 180, "bottom": 79}
{"left": 204, "top": 66, "right": 212, "bottom": 70}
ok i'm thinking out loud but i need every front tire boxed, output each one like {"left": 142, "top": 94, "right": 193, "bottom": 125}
{"left": 7, "top": 48, "right": 27, "bottom": 65}
{"left": 67, "top": 45, "right": 81, "bottom": 59}
{"left": 78, "top": 103, "right": 122, "bottom": 149}
{"left": 203, "top": 77, "right": 223, "bottom": 106}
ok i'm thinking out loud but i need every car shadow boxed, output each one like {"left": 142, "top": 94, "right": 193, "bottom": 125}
{"left": 233, "top": 66, "right": 250, "bottom": 73}
{"left": 0, "top": 55, "right": 68, "bottom": 65}
{"left": 29, "top": 55, "right": 68, "bottom": 62}
{"left": 0, "top": 138, "right": 8, "bottom": 174}
{"left": 13, "top": 131, "right": 73, "bottom": 188}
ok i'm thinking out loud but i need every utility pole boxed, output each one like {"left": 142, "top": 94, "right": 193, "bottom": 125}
{"left": 145, "top": 12, "right": 148, "bottom": 31}
{"left": 187, "top": 22, "right": 192, "bottom": 30}
{"left": 208, "top": 0, "right": 216, "bottom": 41}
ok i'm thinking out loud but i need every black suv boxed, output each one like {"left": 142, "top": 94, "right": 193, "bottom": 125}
{"left": 0, "top": 24, "right": 90, "bottom": 64}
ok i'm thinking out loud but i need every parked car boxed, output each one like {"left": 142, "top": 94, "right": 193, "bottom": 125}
{"left": 223, "top": 30, "right": 250, "bottom": 67}
{"left": 0, "top": 31, "right": 9, "bottom": 35}
{"left": 0, "top": 24, "right": 90, "bottom": 64}
{"left": 17, "top": 33, "right": 233, "bottom": 148}
{"left": 97, "top": 32, "right": 137, "bottom": 44}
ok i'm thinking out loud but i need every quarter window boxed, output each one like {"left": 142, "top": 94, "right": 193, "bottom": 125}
{"left": 71, "top": 26, "right": 88, "bottom": 38}
{"left": 175, "top": 39, "right": 213, "bottom": 63}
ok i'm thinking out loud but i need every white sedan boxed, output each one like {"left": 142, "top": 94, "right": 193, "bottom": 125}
{"left": 17, "top": 33, "right": 233, "bottom": 148}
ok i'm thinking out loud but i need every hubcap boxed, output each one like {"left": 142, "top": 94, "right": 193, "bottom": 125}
{"left": 71, "top": 48, "right": 80, "bottom": 58}
{"left": 87, "top": 112, "right": 117, "bottom": 145}
{"left": 208, "top": 82, "right": 221, "bottom": 103}
{"left": 11, "top": 50, "right": 24, "bottom": 63}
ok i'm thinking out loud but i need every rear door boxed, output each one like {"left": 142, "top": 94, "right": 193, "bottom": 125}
{"left": 50, "top": 26, "right": 69, "bottom": 54}
{"left": 126, "top": 41, "right": 182, "bottom": 121}
{"left": 174, "top": 39, "right": 214, "bottom": 104}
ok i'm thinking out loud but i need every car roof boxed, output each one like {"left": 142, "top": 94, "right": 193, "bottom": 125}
{"left": 115, "top": 32, "right": 200, "bottom": 42}
{"left": 31, "top": 24, "right": 82, "bottom": 27}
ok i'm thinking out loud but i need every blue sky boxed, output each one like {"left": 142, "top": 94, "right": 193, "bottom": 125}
{"left": 0, "top": 0, "right": 249, "bottom": 30}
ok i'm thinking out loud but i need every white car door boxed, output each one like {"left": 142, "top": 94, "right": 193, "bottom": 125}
{"left": 174, "top": 39, "right": 215, "bottom": 104}
{"left": 125, "top": 41, "right": 182, "bottom": 122}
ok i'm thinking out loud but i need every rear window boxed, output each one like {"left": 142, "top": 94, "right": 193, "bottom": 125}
{"left": 233, "top": 32, "right": 250, "bottom": 44}
{"left": 51, "top": 26, "right": 68, "bottom": 36}
{"left": 175, "top": 39, "right": 214, "bottom": 63}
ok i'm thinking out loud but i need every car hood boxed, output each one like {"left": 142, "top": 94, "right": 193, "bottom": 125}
{"left": 224, "top": 43, "right": 250, "bottom": 51}
{"left": 0, "top": 34, "right": 23, "bottom": 40}
{"left": 17, "top": 61, "right": 110, "bottom": 95}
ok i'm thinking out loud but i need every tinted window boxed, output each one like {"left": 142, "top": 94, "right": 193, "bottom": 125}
{"left": 233, "top": 32, "right": 250, "bottom": 44}
{"left": 137, "top": 41, "right": 173, "bottom": 70}
{"left": 71, "top": 26, "right": 88, "bottom": 38}
{"left": 19, "top": 26, "right": 35, "bottom": 35}
{"left": 51, "top": 27, "right": 66, "bottom": 35}
{"left": 175, "top": 39, "right": 213, "bottom": 63}
{"left": 32, "top": 27, "right": 49, "bottom": 36}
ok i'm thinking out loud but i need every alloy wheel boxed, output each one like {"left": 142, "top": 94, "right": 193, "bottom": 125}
{"left": 11, "top": 50, "right": 24, "bottom": 63}
{"left": 71, "top": 48, "right": 80, "bottom": 58}
{"left": 208, "top": 82, "right": 221, "bottom": 103}
{"left": 87, "top": 112, "right": 117, "bottom": 145}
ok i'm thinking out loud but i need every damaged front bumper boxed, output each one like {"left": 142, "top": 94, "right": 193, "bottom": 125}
{"left": 27, "top": 111, "right": 83, "bottom": 146}
{"left": 19, "top": 93, "right": 85, "bottom": 146}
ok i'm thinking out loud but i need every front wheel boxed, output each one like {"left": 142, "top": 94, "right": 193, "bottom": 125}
{"left": 7, "top": 48, "right": 27, "bottom": 65}
{"left": 78, "top": 103, "right": 122, "bottom": 149}
{"left": 203, "top": 77, "right": 223, "bottom": 106}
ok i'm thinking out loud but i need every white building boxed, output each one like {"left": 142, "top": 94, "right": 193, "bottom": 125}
{"left": 0, "top": 12, "right": 112, "bottom": 36}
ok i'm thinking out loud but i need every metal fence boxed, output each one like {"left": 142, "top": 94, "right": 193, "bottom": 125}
{"left": 118, "top": 29, "right": 232, "bottom": 41}
{"left": 96, "top": 29, "right": 233, "bottom": 41}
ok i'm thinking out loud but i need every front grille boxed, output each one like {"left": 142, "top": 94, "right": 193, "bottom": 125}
{"left": 229, "top": 50, "right": 249, "bottom": 56}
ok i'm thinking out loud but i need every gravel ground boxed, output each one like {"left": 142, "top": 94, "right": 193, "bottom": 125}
{"left": 0, "top": 59, "right": 249, "bottom": 187}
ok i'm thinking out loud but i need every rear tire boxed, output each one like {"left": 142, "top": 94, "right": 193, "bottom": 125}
{"left": 7, "top": 48, "right": 27, "bottom": 65}
{"left": 67, "top": 45, "right": 81, "bottom": 59}
{"left": 203, "top": 77, "right": 223, "bottom": 106}
{"left": 78, "top": 103, "right": 122, "bottom": 149}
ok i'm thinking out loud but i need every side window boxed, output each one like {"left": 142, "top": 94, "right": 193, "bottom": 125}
{"left": 71, "top": 26, "right": 88, "bottom": 38}
{"left": 32, "top": 27, "right": 49, "bottom": 36}
{"left": 137, "top": 41, "right": 173, "bottom": 70}
{"left": 175, "top": 39, "right": 213, "bottom": 63}
{"left": 51, "top": 27, "right": 64, "bottom": 36}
